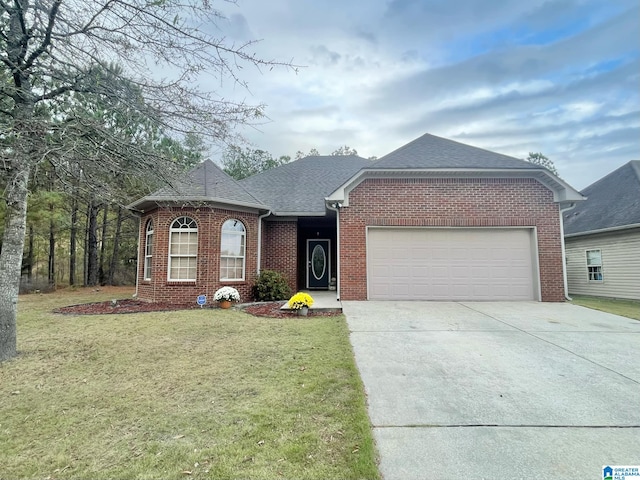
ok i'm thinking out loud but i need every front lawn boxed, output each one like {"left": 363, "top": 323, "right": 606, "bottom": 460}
{"left": 0, "top": 288, "right": 379, "bottom": 479}
{"left": 571, "top": 295, "right": 640, "bottom": 320}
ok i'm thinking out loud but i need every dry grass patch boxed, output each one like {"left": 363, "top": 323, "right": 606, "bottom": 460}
{"left": 0, "top": 288, "right": 379, "bottom": 479}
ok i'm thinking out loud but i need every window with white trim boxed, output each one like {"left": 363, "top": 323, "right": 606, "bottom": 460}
{"left": 586, "top": 249, "right": 603, "bottom": 282}
{"left": 143, "top": 219, "right": 154, "bottom": 280}
{"left": 220, "top": 219, "right": 245, "bottom": 281}
{"left": 168, "top": 216, "right": 198, "bottom": 281}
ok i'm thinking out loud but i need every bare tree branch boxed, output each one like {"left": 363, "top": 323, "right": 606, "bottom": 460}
{"left": 23, "top": 0, "right": 61, "bottom": 70}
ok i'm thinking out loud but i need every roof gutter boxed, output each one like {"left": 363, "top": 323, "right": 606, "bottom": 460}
{"left": 559, "top": 203, "right": 577, "bottom": 301}
{"left": 127, "top": 196, "right": 267, "bottom": 212}
{"left": 129, "top": 209, "right": 142, "bottom": 299}
{"left": 256, "top": 209, "right": 272, "bottom": 275}
{"left": 325, "top": 201, "right": 343, "bottom": 302}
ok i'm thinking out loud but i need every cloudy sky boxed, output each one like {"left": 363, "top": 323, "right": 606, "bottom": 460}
{"left": 211, "top": 0, "right": 639, "bottom": 190}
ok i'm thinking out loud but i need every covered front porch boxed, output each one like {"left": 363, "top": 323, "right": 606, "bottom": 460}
{"left": 261, "top": 214, "right": 339, "bottom": 297}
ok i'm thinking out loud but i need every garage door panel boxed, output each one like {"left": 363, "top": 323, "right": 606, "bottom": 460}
{"left": 450, "top": 248, "right": 471, "bottom": 260}
{"left": 430, "top": 285, "right": 451, "bottom": 297}
{"left": 368, "top": 228, "right": 536, "bottom": 301}
{"left": 471, "top": 267, "right": 489, "bottom": 279}
{"left": 451, "top": 266, "right": 471, "bottom": 279}
{"left": 472, "top": 284, "right": 490, "bottom": 296}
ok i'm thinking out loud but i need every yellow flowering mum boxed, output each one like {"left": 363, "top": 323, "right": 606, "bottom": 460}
{"left": 287, "top": 292, "right": 314, "bottom": 310}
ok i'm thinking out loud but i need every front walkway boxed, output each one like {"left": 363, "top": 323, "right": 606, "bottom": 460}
{"left": 343, "top": 301, "right": 640, "bottom": 480}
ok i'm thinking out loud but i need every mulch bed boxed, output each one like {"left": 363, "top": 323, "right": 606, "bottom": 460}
{"left": 54, "top": 299, "right": 201, "bottom": 315}
{"left": 54, "top": 299, "right": 340, "bottom": 318}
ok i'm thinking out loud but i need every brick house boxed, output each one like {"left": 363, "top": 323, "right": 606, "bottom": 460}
{"left": 128, "top": 133, "right": 584, "bottom": 303}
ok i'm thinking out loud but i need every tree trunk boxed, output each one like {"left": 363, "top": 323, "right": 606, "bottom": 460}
{"left": 0, "top": 165, "right": 30, "bottom": 361}
{"left": 98, "top": 204, "right": 108, "bottom": 285}
{"left": 87, "top": 200, "right": 99, "bottom": 286}
{"left": 69, "top": 196, "right": 78, "bottom": 286}
{"left": 84, "top": 202, "right": 89, "bottom": 286}
{"left": 0, "top": 3, "right": 36, "bottom": 361}
{"left": 48, "top": 218, "right": 56, "bottom": 288}
{"left": 26, "top": 225, "right": 34, "bottom": 284}
{"left": 108, "top": 207, "right": 123, "bottom": 285}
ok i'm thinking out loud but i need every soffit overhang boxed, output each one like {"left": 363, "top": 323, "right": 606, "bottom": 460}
{"left": 127, "top": 197, "right": 267, "bottom": 214}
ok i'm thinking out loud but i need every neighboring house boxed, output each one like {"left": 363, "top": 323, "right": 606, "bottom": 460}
{"left": 128, "top": 133, "right": 584, "bottom": 303}
{"left": 563, "top": 161, "right": 640, "bottom": 301}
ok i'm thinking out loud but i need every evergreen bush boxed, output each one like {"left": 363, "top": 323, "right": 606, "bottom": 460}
{"left": 252, "top": 270, "right": 292, "bottom": 301}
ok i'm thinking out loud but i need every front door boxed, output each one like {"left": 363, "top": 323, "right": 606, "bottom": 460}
{"left": 307, "top": 239, "right": 330, "bottom": 289}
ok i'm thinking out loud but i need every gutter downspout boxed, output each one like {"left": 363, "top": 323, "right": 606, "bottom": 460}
{"left": 257, "top": 210, "right": 272, "bottom": 275}
{"left": 131, "top": 211, "right": 142, "bottom": 299}
{"left": 559, "top": 203, "right": 577, "bottom": 301}
{"left": 326, "top": 202, "right": 341, "bottom": 302}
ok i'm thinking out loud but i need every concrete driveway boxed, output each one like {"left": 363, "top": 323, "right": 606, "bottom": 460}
{"left": 342, "top": 301, "right": 640, "bottom": 480}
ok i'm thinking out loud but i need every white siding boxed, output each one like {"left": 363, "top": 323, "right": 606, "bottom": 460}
{"left": 565, "top": 228, "right": 640, "bottom": 300}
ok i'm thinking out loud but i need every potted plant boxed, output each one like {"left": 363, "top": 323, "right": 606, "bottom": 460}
{"left": 214, "top": 286, "right": 240, "bottom": 309}
{"left": 287, "top": 292, "right": 314, "bottom": 316}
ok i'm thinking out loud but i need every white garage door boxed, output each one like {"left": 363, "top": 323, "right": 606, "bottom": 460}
{"left": 367, "top": 228, "right": 538, "bottom": 301}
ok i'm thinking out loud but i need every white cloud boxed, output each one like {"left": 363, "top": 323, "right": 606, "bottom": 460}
{"left": 205, "top": 0, "right": 640, "bottom": 189}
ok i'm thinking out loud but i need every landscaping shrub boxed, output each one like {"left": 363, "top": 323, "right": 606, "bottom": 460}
{"left": 252, "top": 270, "right": 291, "bottom": 301}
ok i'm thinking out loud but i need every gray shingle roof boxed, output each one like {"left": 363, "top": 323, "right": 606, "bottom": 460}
{"left": 130, "top": 159, "right": 265, "bottom": 210}
{"left": 564, "top": 161, "right": 640, "bottom": 235}
{"left": 239, "top": 155, "right": 372, "bottom": 214}
{"left": 129, "top": 133, "right": 581, "bottom": 216}
{"left": 371, "top": 133, "right": 539, "bottom": 170}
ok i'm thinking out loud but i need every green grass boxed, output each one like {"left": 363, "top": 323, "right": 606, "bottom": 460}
{"left": 571, "top": 295, "right": 640, "bottom": 320}
{"left": 0, "top": 288, "right": 380, "bottom": 480}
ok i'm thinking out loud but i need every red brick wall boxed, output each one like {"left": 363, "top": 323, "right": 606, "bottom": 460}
{"left": 339, "top": 177, "right": 564, "bottom": 302}
{"left": 262, "top": 221, "right": 298, "bottom": 292}
{"left": 136, "top": 206, "right": 259, "bottom": 304}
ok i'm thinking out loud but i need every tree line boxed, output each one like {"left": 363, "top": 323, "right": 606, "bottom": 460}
{"left": 221, "top": 144, "right": 377, "bottom": 180}
{"left": 1, "top": 135, "right": 203, "bottom": 293}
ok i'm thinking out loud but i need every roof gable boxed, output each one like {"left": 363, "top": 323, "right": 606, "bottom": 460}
{"left": 371, "top": 133, "right": 540, "bottom": 170}
{"left": 326, "top": 133, "right": 584, "bottom": 207}
{"left": 564, "top": 160, "right": 640, "bottom": 235}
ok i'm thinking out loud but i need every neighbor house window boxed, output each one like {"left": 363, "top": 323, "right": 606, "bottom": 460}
{"left": 586, "top": 249, "right": 603, "bottom": 281}
{"left": 143, "top": 219, "right": 154, "bottom": 280}
{"left": 168, "top": 216, "right": 198, "bottom": 281}
{"left": 221, "top": 219, "right": 245, "bottom": 281}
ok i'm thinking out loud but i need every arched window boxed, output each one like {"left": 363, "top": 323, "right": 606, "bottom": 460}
{"left": 168, "top": 216, "right": 198, "bottom": 281}
{"left": 143, "top": 219, "right": 154, "bottom": 280}
{"left": 220, "top": 219, "right": 245, "bottom": 281}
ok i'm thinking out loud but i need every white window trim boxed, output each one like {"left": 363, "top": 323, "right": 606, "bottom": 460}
{"left": 143, "top": 219, "right": 154, "bottom": 281}
{"left": 586, "top": 249, "right": 603, "bottom": 283}
{"left": 168, "top": 216, "right": 198, "bottom": 282}
{"left": 220, "top": 219, "right": 246, "bottom": 281}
